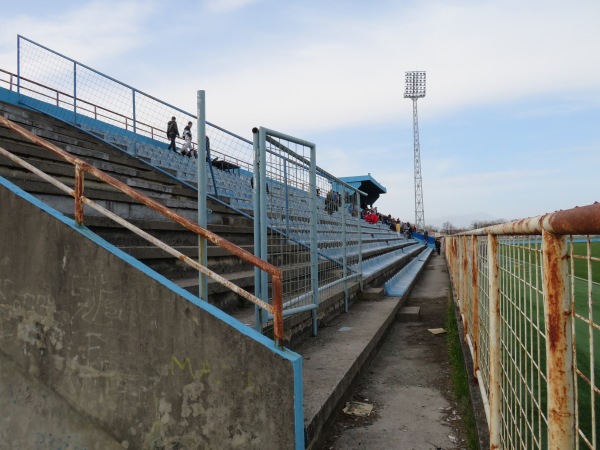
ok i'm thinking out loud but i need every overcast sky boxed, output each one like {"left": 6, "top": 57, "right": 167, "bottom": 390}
{"left": 1, "top": 0, "right": 599, "bottom": 227}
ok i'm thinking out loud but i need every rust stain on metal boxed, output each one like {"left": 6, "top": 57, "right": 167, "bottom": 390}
{"left": 452, "top": 202, "right": 600, "bottom": 237}
{"left": 471, "top": 236, "right": 479, "bottom": 374}
{"left": 543, "top": 232, "right": 567, "bottom": 353}
{"left": 542, "top": 231, "right": 575, "bottom": 448}
{"left": 74, "top": 165, "right": 84, "bottom": 225}
{"left": 271, "top": 273, "right": 284, "bottom": 347}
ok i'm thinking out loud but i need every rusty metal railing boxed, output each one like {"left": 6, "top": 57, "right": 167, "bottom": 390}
{"left": 445, "top": 203, "right": 600, "bottom": 449}
{"left": 0, "top": 115, "right": 285, "bottom": 347}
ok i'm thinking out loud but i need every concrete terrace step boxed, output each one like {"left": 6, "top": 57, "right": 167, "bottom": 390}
{"left": 175, "top": 270, "right": 254, "bottom": 293}
{"left": 298, "top": 295, "right": 405, "bottom": 449}
{"left": 397, "top": 305, "right": 421, "bottom": 322}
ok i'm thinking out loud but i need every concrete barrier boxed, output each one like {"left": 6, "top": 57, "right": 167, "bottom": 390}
{"left": 0, "top": 178, "right": 304, "bottom": 449}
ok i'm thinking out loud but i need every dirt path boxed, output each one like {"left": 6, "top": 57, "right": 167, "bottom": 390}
{"left": 320, "top": 254, "right": 470, "bottom": 450}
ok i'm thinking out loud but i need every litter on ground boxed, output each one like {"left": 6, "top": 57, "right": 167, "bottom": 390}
{"left": 343, "top": 401, "right": 374, "bottom": 417}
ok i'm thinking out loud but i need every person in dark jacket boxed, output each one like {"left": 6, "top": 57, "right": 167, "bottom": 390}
{"left": 167, "top": 116, "right": 179, "bottom": 152}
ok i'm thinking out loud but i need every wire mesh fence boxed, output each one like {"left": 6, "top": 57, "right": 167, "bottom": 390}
{"left": 255, "top": 128, "right": 363, "bottom": 335}
{"left": 16, "top": 35, "right": 255, "bottom": 189}
{"left": 446, "top": 208, "right": 600, "bottom": 449}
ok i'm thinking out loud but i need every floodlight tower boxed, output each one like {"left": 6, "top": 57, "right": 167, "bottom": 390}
{"left": 404, "top": 71, "right": 426, "bottom": 230}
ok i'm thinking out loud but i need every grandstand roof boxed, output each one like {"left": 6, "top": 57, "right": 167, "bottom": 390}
{"left": 339, "top": 175, "right": 387, "bottom": 208}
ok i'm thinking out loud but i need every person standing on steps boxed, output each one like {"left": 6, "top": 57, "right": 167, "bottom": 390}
{"left": 180, "top": 121, "right": 193, "bottom": 156}
{"left": 167, "top": 116, "right": 179, "bottom": 153}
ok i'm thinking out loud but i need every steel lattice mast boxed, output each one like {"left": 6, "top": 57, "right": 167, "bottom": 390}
{"left": 404, "top": 71, "right": 426, "bottom": 230}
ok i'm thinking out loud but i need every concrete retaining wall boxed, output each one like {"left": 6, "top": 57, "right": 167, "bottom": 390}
{"left": 0, "top": 178, "right": 303, "bottom": 449}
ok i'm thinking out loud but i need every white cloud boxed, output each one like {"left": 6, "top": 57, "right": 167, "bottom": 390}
{"left": 155, "top": 0, "right": 600, "bottom": 138}
{"left": 204, "top": 0, "right": 261, "bottom": 13}
{"left": 0, "top": 1, "right": 159, "bottom": 71}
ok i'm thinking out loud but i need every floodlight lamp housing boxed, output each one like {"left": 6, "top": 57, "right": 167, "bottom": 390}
{"left": 404, "top": 71, "right": 426, "bottom": 99}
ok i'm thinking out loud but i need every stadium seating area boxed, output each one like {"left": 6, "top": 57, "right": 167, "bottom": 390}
{"left": 0, "top": 98, "right": 431, "bottom": 340}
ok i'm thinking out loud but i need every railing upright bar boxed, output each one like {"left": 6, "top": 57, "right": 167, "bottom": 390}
{"left": 272, "top": 273, "right": 284, "bottom": 348}
{"left": 74, "top": 165, "right": 84, "bottom": 224}
{"left": 461, "top": 236, "right": 469, "bottom": 339}
{"left": 16, "top": 36, "right": 20, "bottom": 96}
{"left": 585, "top": 236, "right": 596, "bottom": 449}
{"left": 258, "top": 127, "right": 269, "bottom": 326}
{"left": 73, "top": 62, "right": 77, "bottom": 123}
{"left": 252, "top": 129, "right": 263, "bottom": 332}
{"left": 471, "top": 235, "right": 480, "bottom": 377}
{"left": 342, "top": 192, "right": 348, "bottom": 313}
{"left": 309, "top": 141, "right": 318, "bottom": 336}
{"left": 488, "top": 234, "right": 501, "bottom": 444}
{"left": 542, "top": 230, "right": 575, "bottom": 448}
{"left": 197, "top": 90, "right": 208, "bottom": 301}
{"left": 357, "top": 193, "right": 363, "bottom": 290}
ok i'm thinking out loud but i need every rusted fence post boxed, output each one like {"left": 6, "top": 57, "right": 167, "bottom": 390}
{"left": 488, "top": 234, "right": 501, "bottom": 447}
{"left": 470, "top": 235, "right": 479, "bottom": 378}
{"left": 74, "top": 165, "right": 84, "bottom": 225}
{"left": 542, "top": 230, "right": 575, "bottom": 448}
{"left": 461, "top": 236, "right": 469, "bottom": 337}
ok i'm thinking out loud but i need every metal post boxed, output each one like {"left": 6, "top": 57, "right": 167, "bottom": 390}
{"left": 252, "top": 128, "right": 263, "bottom": 332}
{"left": 259, "top": 128, "right": 269, "bottom": 325}
{"left": 73, "top": 62, "right": 77, "bottom": 124}
{"left": 488, "top": 234, "right": 501, "bottom": 445}
{"left": 197, "top": 90, "right": 208, "bottom": 301}
{"left": 309, "top": 144, "right": 319, "bottom": 336}
{"left": 132, "top": 90, "right": 137, "bottom": 133}
{"left": 342, "top": 191, "right": 348, "bottom": 312}
{"left": 542, "top": 230, "right": 575, "bottom": 448}
{"left": 16, "top": 36, "right": 20, "bottom": 96}
{"left": 456, "top": 237, "right": 464, "bottom": 316}
{"left": 471, "top": 235, "right": 480, "bottom": 377}
{"left": 461, "top": 236, "right": 469, "bottom": 339}
{"left": 284, "top": 159, "right": 290, "bottom": 236}
{"left": 74, "top": 165, "right": 84, "bottom": 225}
{"left": 357, "top": 192, "right": 363, "bottom": 290}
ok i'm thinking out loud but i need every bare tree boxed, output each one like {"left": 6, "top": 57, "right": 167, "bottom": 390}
{"left": 442, "top": 221, "right": 455, "bottom": 235}
{"left": 469, "top": 219, "right": 506, "bottom": 230}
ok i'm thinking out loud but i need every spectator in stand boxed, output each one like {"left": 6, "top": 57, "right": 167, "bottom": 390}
{"left": 325, "top": 191, "right": 335, "bottom": 214}
{"left": 333, "top": 191, "right": 340, "bottom": 211}
{"left": 365, "top": 210, "right": 379, "bottom": 224}
{"left": 180, "top": 121, "right": 193, "bottom": 156}
{"left": 167, "top": 116, "right": 179, "bottom": 153}
{"left": 395, "top": 219, "right": 401, "bottom": 237}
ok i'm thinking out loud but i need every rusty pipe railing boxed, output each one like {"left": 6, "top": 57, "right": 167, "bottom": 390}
{"left": 458, "top": 203, "right": 600, "bottom": 236}
{"left": 0, "top": 115, "right": 284, "bottom": 346}
{"left": 446, "top": 202, "right": 600, "bottom": 449}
